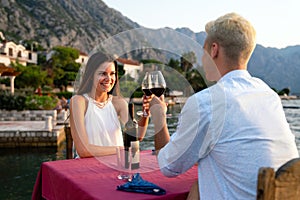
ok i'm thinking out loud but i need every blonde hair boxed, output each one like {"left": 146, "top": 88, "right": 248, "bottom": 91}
{"left": 205, "top": 13, "right": 256, "bottom": 65}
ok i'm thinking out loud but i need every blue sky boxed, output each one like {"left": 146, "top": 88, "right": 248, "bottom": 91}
{"left": 103, "top": 0, "right": 300, "bottom": 49}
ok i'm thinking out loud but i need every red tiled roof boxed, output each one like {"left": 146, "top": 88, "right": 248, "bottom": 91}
{"left": 0, "top": 64, "right": 20, "bottom": 76}
{"left": 79, "top": 51, "right": 88, "bottom": 56}
{"left": 116, "top": 58, "right": 140, "bottom": 66}
{"left": 1, "top": 71, "right": 21, "bottom": 76}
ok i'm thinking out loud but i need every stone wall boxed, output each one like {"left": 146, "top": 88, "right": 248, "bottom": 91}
{"left": 0, "top": 127, "right": 65, "bottom": 148}
{"left": 0, "top": 110, "right": 67, "bottom": 121}
{"left": 0, "top": 110, "right": 68, "bottom": 148}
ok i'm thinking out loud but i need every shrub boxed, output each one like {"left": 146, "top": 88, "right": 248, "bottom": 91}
{"left": 0, "top": 92, "right": 26, "bottom": 110}
{"left": 55, "top": 91, "right": 73, "bottom": 99}
{"left": 0, "top": 91, "right": 58, "bottom": 110}
{"left": 25, "top": 95, "right": 57, "bottom": 110}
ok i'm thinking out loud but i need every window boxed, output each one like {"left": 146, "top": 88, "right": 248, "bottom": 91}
{"left": 28, "top": 52, "right": 32, "bottom": 60}
{"left": 9, "top": 48, "right": 13, "bottom": 56}
{"left": 18, "top": 51, "right": 22, "bottom": 57}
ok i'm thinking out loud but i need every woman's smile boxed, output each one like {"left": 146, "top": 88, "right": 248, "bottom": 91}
{"left": 93, "top": 61, "right": 116, "bottom": 93}
{"left": 99, "top": 81, "right": 113, "bottom": 91}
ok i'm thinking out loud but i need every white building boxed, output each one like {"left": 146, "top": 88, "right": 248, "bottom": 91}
{"left": 0, "top": 33, "right": 38, "bottom": 94}
{"left": 116, "top": 57, "right": 143, "bottom": 81}
{"left": 0, "top": 41, "right": 38, "bottom": 66}
{"left": 75, "top": 52, "right": 88, "bottom": 65}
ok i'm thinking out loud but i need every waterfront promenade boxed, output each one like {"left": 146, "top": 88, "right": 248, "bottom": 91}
{"left": 0, "top": 110, "right": 67, "bottom": 148}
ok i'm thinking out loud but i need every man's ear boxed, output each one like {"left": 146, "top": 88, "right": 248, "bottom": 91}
{"left": 210, "top": 43, "right": 219, "bottom": 59}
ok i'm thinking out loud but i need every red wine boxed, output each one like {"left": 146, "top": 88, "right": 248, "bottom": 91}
{"left": 142, "top": 89, "right": 152, "bottom": 96}
{"left": 150, "top": 88, "right": 165, "bottom": 97}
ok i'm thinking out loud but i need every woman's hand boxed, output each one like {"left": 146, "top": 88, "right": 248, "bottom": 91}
{"left": 142, "top": 94, "right": 153, "bottom": 117}
{"left": 137, "top": 95, "right": 152, "bottom": 141}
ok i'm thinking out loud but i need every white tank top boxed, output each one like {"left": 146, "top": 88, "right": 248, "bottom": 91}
{"left": 83, "top": 94, "right": 123, "bottom": 146}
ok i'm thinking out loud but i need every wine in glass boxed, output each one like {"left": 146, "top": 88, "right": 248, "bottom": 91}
{"left": 149, "top": 71, "right": 166, "bottom": 97}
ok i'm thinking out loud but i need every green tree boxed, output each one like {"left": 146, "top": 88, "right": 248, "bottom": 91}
{"left": 185, "top": 69, "right": 207, "bottom": 92}
{"left": 47, "top": 46, "right": 81, "bottom": 90}
{"left": 20, "top": 40, "right": 45, "bottom": 52}
{"left": 278, "top": 88, "right": 290, "bottom": 96}
{"left": 181, "top": 51, "right": 196, "bottom": 74}
{"left": 12, "top": 63, "right": 49, "bottom": 91}
{"left": 167, "top": 58, "right": 182, "bottom": 73}
{"left": 167, "top": 54, "right": 207, "bottom": 93}
{"left": 117, "top": 64, "right": 125, "bottom": 77}
{"left": 140, "top": 59, "right": 163, "bottom": 65}
{"left": 119, "top": 80, "right": 140, "bottom": 98}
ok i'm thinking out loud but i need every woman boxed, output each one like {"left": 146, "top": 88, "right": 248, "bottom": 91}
{"left": 69, "top": 51, "right": 149, "bottom": 158}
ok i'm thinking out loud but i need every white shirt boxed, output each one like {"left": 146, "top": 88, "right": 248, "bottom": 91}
{"left": 158, "top": 70, "right": 299, "bottom": 199}
{"left": 84, "top": 94, "right": 123, "bottom": 146}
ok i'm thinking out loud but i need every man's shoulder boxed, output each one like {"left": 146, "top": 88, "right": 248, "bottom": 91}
{"left": 193, "top": 87, "right": 213, "bottom": 101}
{"left": 184, "top": 88, "right": 211, "bottom": 109}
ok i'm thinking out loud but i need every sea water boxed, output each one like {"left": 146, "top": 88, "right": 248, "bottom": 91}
{"left": 0, "top": 99, "right": 299, "bottom": 199}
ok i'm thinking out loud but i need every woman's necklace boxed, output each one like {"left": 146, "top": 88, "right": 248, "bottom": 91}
{"left": 90, "top": 94, "right": 112, "bottom": 109}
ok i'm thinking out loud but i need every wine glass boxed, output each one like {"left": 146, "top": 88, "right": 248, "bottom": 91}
{"left": 149, "top": 71, "right": 166, "bottom": 97}
{"left": 141, "top": 72, "right": 152, "bottom": 96}
{"left": 116, "top": 146, "right": 132, "bottom": 181}
{"left": 141, "top": 72, "right": 152, "bottom": 117}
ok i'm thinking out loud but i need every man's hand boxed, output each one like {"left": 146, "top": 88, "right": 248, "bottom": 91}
{"left": 149, "top": 96, "right": 167, "bottom": 133}
{"left": 149, "top": 95, "right": 170, "bottom": 152}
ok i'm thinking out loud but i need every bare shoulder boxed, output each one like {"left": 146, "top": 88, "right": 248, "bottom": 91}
{"left": 112, "top": 96, "right": 128, "bottom": 123}
{"left": 112, "top": 96, "right": 128, "bottom": 111}
{"left": 70, "top": 95, "right": 88, "bottom": 110}
{"left": 71, "top": 95, "right": 86, "bottom": 104}
{"left": 70, "top": 95, "right": 89, "bottom": 115}
{"left": 112, "top": 95, "right": 127, "bottom": 106}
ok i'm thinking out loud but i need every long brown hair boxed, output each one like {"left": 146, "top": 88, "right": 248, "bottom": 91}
{"left": 76, "top": 52, "right": 120, "bottom": 96}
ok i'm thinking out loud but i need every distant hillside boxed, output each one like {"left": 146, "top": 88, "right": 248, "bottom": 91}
{"left": 175, "top": 28, "right": 300, "bottom": 95}
{"left": 1, "top": 0, "right": 299, "bottom": 94}
{"left": 0, "top": 0, "right": 140, "bottom": 53}
{"left": 248, "top": 45, "right": 300, "bottom": 95}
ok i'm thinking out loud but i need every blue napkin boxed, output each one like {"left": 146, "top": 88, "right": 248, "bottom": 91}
{"left": 117, "top": 173, "right": 166, "bottom": 195}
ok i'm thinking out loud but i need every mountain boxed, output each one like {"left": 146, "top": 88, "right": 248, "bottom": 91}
{"left": 248, "top": 45, "right": 300, "bottom": 95}
{"left": 175, "top": 28, "right": 300, "bottom": 95}
{"left": 0, "top": 0, "right": 140, "bottom": 53}
{"left": 1, "top": 0, "right": 300, "bottom": 94}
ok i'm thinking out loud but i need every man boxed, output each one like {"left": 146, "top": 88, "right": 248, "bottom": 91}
{"left": 149, "top": 12, "right": 299, "bottom": 199}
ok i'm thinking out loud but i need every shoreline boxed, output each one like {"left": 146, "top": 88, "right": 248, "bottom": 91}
{"left": 280, "top": 95, "right": 299, "bottom": 100}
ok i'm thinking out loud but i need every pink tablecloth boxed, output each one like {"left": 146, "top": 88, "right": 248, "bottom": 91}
{"left": 32, "top": 151, "right": 198, "bottom": 200}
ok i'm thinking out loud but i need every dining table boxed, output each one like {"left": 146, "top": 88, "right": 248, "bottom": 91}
{"left": 32, "top": 150, "right": 198, "bottom": 200}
